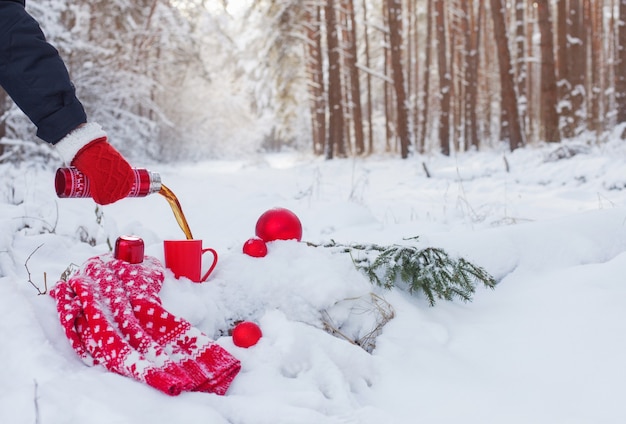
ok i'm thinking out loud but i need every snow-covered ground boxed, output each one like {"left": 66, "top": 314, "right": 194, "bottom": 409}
{"left": 2, "top": 138, "right": 626, "bottom": 423}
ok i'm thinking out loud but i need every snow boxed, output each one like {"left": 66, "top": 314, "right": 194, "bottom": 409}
{"left": 2, "top": 139, "right": 626, "bottom": 423}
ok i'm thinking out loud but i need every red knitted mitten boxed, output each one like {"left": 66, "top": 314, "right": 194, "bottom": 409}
{"left": 49, "top": 279, "right": 90, "bottom": 361}
{"left": 51, "top": 254, "right": 241, "bottom": 396}
{"left": 72, "top": 138, "right": 134, "bottom": 205}
{"left": 131, "top": 297, "right": 242, "bottom": 395}
{"left": 52, "top": 260, "right": 197, "bottom": 395}
{"left": 55, "top": 122, "right": 134, "bottom": 205}
{"left": 77, "top": 275, "right": 193, "bottom": 395}
{"left": 96, "top": 255, "right": 242, "bottom": 395}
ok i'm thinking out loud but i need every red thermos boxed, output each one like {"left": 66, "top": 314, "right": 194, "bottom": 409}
{"left": 55, "top": 167, "right": 161, "bottom": 198}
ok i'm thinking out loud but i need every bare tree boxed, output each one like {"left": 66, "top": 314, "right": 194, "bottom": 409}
{"left": 450, "top": 0, "right": 462, "bottom": 152}
{"left": 407, "top": 0, "right": 419, "bottom": 150}
{"left": 489, "top": 0, "right": 524, "bottom": 150}
{"left": 435, "top": 0, "right": 451, "bottom": 155}
{"left": 568, "top": 0, "right": 586, "bottom": 136}
{"left": 420, "top": 0, "right": 434, "bottom": 153}
{"left": 346, "top": 0, "right": 365, "bottom": 155}
{"left": 386, "top": 0, "right": 410, "bottom": 158}
{"left": 587, "top": 0, "right": 604, "bottom": 136}
{"left": 325, "top": 0, "right": 345, "bottom": 159}
{"left": 556, "top": 0, "right": 570, "bottom": 136}
{"left": 616, "top": 0, "right": 626, "bottom": 123}
{"left": 557, "top": 0, "right": 585, "bottom": 138}
{"left": 362, "top": 0, "right": 374, "bottom": 154}
{"left": 515, "top": 0, "right": 527, "bottom": 140}
{"left": 304, "top": 4, "right": 326, "bottom": 155}
{"left": 466, "top": 0, "right": 482, "bottom": 150}
{"left": 537, "top": 0, "right": 560, "bottom": 143}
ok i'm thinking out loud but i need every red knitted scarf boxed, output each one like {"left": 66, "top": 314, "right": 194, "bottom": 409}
{"left": 50, "top": 254, "right": 241, "bottom": 396}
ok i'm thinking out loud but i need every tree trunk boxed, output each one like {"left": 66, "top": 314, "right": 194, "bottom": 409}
{"left": 450, "top": 2, "right": 461, "bottom": 152}
{"left": 481, "top": 1, "right": 496, "bottom": 144}
{"left": 435, "top": 0, "right": 451, "bottom": 155}
{"left": 466, "top": 0, "right": 482, "bottom": 150}
{"left": 556, "top": 0, "right": 571, "bottom": 137}
{"left": 568, "top": 0, "right": 585, "bottom": 136}
{"left": 383, "top": 6, "right": 393, "bottom": 152}
{"left": 490, "top": 0, "right": 524, "bottom": 150}
{"left": 408, "top": 0, "right": 419, "bottom": 151}
{"left": 515, "top": 0, "right": 527, "bottom": 140}
{"left": 386, "top": 0, "right": 410, "bottom": 158}
{"left": 340, "top": 3, "right": 353, "bottom": 156}
{"left": 617, "top": 0, "right": 626, "bottom": 123}
{"left": 420, "top": 0, "right": 434, "bottom": 153}
{"left": 557, "top": 0, "right": 586, "bottom": 138}
{"left": 587, "top": 0, "right": 603, "bottom": 136}
{"left": 325, "top": 0, "right": 345, "bottom": 159}
{"left": 537, "top": 0, "right": 561, "bottom": 142}
{"left": 346, "top": 0, "right": 365, "bottom": 155}
{"left": 305, "top": 5, "right": 326, "bottom": 155}
{"left": 526, "top": 1, "right": 537, "bottom": 143}
{"left": 458, "top": 0, "right": 468, "bottom": 151}
{"left": 362, "top": 0, "right": 374, "bottom": 154}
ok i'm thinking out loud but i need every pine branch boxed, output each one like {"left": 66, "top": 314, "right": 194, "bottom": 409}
{"left": 311, "top": 238, "right": 496, "bottom": 306}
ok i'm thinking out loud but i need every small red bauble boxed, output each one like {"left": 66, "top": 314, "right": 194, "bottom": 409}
{"left": 232, "top": 321, "right": 262, "bottom": 348}
{"left": 242, "top": 237, "right": 268, "bottom": 257}
{"left": 255, "top": 207, "right": 302, "bottom": 242}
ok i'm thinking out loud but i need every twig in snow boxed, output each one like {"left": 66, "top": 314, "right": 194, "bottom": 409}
{"left": 34, "top": 379, "right": 40, "bottom": 424}
{"left": 25, "top": 244, "right": 47, "bottom": 295}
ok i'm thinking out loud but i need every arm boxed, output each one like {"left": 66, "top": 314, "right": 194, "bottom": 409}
{"left": 0, "top": 2, "right": 135, "bottom": 205}
{"left": 0, "top": 1, "right": 87, "bottom": 144}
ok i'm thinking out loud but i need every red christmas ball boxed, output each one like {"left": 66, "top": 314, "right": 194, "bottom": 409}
{"left": 255, "top": 207, "right": 302, "bottom": 242}
{"left": 242, "top": 237, "right": 268, "bottom": 257}
{"left": 232, "top": 321, "right": 262, "bottom": 348}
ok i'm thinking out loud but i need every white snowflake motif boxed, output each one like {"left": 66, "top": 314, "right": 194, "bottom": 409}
{"left": 176, "top": 336, "right": 198, "bottom": 352}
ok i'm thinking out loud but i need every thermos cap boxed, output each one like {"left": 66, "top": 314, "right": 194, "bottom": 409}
{"left": 114, "top": 235, "right": 144, "bottom": 264}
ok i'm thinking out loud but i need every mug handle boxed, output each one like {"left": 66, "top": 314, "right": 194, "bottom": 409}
{"left": 200, "top": 248, "right": 219, "bottom": 282}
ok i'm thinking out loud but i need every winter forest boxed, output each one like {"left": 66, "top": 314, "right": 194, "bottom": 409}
{"left": 5, "top": 2, "right": 626, "bottom": 422}
{"left": 2, "top": 0, "right": 625, "bottom": 163}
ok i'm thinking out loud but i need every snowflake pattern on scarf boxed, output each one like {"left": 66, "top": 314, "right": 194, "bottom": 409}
{"left": 50, "top": 254, "right": 241, "bottom": 396}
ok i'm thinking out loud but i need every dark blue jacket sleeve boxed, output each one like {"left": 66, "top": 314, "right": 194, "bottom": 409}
{"left": 0, "top": 1, "right": 87, "bottom": 144}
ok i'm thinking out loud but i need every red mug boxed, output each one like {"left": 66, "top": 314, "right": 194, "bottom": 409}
{"left": 163, "top": 240, "right": 218, "bottom": 283}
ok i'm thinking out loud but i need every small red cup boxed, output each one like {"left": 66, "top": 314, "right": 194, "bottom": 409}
{"left": 163, "top": 239, "right": 218, "bottom": 283}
